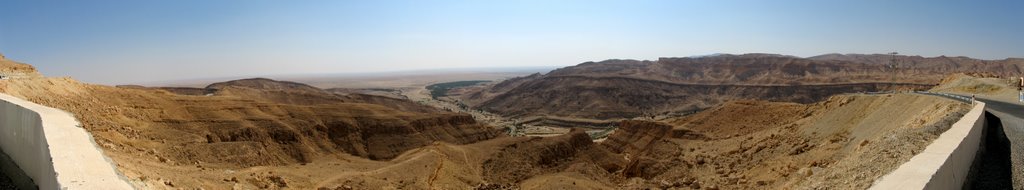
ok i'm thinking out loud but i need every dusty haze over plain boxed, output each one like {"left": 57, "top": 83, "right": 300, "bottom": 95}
{"left": 0, "top": 0, "right": 1022, "bottom": 85}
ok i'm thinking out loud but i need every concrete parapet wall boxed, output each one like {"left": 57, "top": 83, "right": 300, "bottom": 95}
{"left": 870, "top": 101, "right": 986, "bottom": 190}
{"left": 0, "top": 93, "right": 132, "bottom": 189}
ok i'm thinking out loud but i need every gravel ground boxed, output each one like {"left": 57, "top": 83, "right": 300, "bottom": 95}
{"left": 0, "top": 171, "right": 16, "bottom": 190}
{"left": 964, "top": 111, "right": 1014, "bottom": 189}
{"left": 975, "top": 97, "right": 1024, "bottom": 189}
{"left": 0, "top": 148, "right": 20, "bottom": 190}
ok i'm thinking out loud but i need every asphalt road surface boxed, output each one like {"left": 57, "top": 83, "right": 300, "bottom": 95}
{"left": 974, "top": 96, "right": 1024, "bottom": 190}
{"left": 920, "top": 91, "right": 1021, "bottom": 189}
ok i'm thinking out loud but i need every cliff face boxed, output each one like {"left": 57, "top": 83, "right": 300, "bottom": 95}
{"left": 357, "top": 114, "right": 502, "bottom": 159}
{"left": 194, "top": 112, "right": 501, "bottom": 162}
{"left": 474, "top": 75, "right": 930, "bottom": 119}
{"left": 462, "top": 53, "right": 1022, "bottom": 120}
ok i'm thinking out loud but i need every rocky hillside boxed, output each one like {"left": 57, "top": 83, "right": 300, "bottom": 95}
{"left": 0, "top": 56, "right": 502, "bottom": 188}
{"left": 0, "top": 53, "right": 977, "bottom": 189}
{"left": 134, "top": 78, "right": 441, "bottom": 113}
{"left": 280, "top": 93, "right": 969, "bottom": 190}
{"left": 600, "top": 94, "right": 968, "bottom": 189}
{"left": 461, "top": 53, "right": 1023, "bottom": 120}
{"left": 602, "top": 120, "right": 680, "bottom": 156}
{"left": 482, "top": 129, "right": 623, "bottom": 184}
{"left": 0, "top": 53, "right": 42, "bottom": 78}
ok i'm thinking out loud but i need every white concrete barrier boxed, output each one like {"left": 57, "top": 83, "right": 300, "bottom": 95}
{"left": 870, "top": 101, "right": 986, "bottom": 190}
{"left": 0, "top": 93, "right": 133, "bottom": 189}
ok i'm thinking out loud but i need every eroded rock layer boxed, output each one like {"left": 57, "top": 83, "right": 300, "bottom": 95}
{"left": 461, "top": 54, "right": 1023, "bottom": 120}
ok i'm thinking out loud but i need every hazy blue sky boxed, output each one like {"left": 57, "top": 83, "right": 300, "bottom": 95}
{"left": 1, "top": 0, "right": 1022, "bottom": 85}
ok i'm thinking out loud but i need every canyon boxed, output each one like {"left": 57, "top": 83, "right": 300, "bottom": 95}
{"left": 0, "top": 52, "right": 1008, "bottom": 189}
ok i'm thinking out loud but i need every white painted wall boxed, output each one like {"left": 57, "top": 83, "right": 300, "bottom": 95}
{"left": 0, "top": 93, "right": 133, "bottom": 189}
{"left": 871, "top": 101, "right": 986, "bottom": 190}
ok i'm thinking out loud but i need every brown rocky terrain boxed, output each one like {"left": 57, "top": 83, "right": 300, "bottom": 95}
{"left": 606, "top": 94, "right": 968, "bottom": 189}
{"left": 0, "top": 54, "right": 977, "bottom": 189}
{"left": 235, "top": 92, "right": 963, "bottom": 189}
{"left": 0, "top": 53, "right": 42, "bottom": 78}
{"left": 127, "top": 78, "right": 440, "bottom": 113}
{"left": 431, "top": 92, "right": 964, "bottom": 190}
{"left": 0, "top": 61, "right": 503, "bottom": 188}
{"left": 460, "top": 53, "right": 1023, "bottom": 120}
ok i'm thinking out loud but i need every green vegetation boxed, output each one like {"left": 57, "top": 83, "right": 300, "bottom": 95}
{"left": 426, "top": 80, "right": 490, "bottom": 98}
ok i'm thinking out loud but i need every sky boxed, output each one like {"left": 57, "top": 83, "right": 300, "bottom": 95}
{"left": 1, "top": 0, "right": 1022, "bottom": 85}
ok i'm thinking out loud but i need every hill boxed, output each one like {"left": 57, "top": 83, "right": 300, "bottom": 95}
{"left": 460, "top": 53, "right": 1024, "bottom": 120}
{"left": 0, "top": 53, "right": 42, "bottom": 79}
{"left": 0, "top": 53, "right": 974, "bottom": 189}
{"left": 0, "top": 57, "right": 502, "bottom": 188}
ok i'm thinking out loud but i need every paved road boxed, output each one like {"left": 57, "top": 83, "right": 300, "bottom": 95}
{"left": 918, "top": 92, "right": 1022, "bottom": 189}
{"left": 974, "top": 96, "right": 1024, "bottom": 190}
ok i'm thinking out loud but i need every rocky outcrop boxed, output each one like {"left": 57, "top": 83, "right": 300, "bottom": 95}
{"left": 600, "top": 120, "right": 702, "bottom": 179}
{"left": 0, "top": 54, "right": 41, "bottom": 79}
{"left": 482, "top": 129, "right": 622, "bottom": 184}
{"left": 358, "top": 114, "right": 502, "bottom": 159}
{"left": 602, "top": 120, "right": 674, "bottom": 155}
{"left": 142, "top": 110, "right": 502, "bottom": 167}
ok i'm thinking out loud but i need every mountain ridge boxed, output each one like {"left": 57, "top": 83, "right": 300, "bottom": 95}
{"left": 459, "top": 53, "right": 1023, "bottom": 120}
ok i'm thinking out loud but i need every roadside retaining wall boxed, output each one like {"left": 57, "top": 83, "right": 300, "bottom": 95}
{"left": 870, "top": 101, "right": 986, "bottom": 190}
{"left": 0, "top": 93, "right": 132, "bottom": 189}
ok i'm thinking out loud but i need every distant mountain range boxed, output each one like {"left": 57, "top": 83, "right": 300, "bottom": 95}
{"left": 458, "top": 53, "right": 1024, "bottom": 120}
